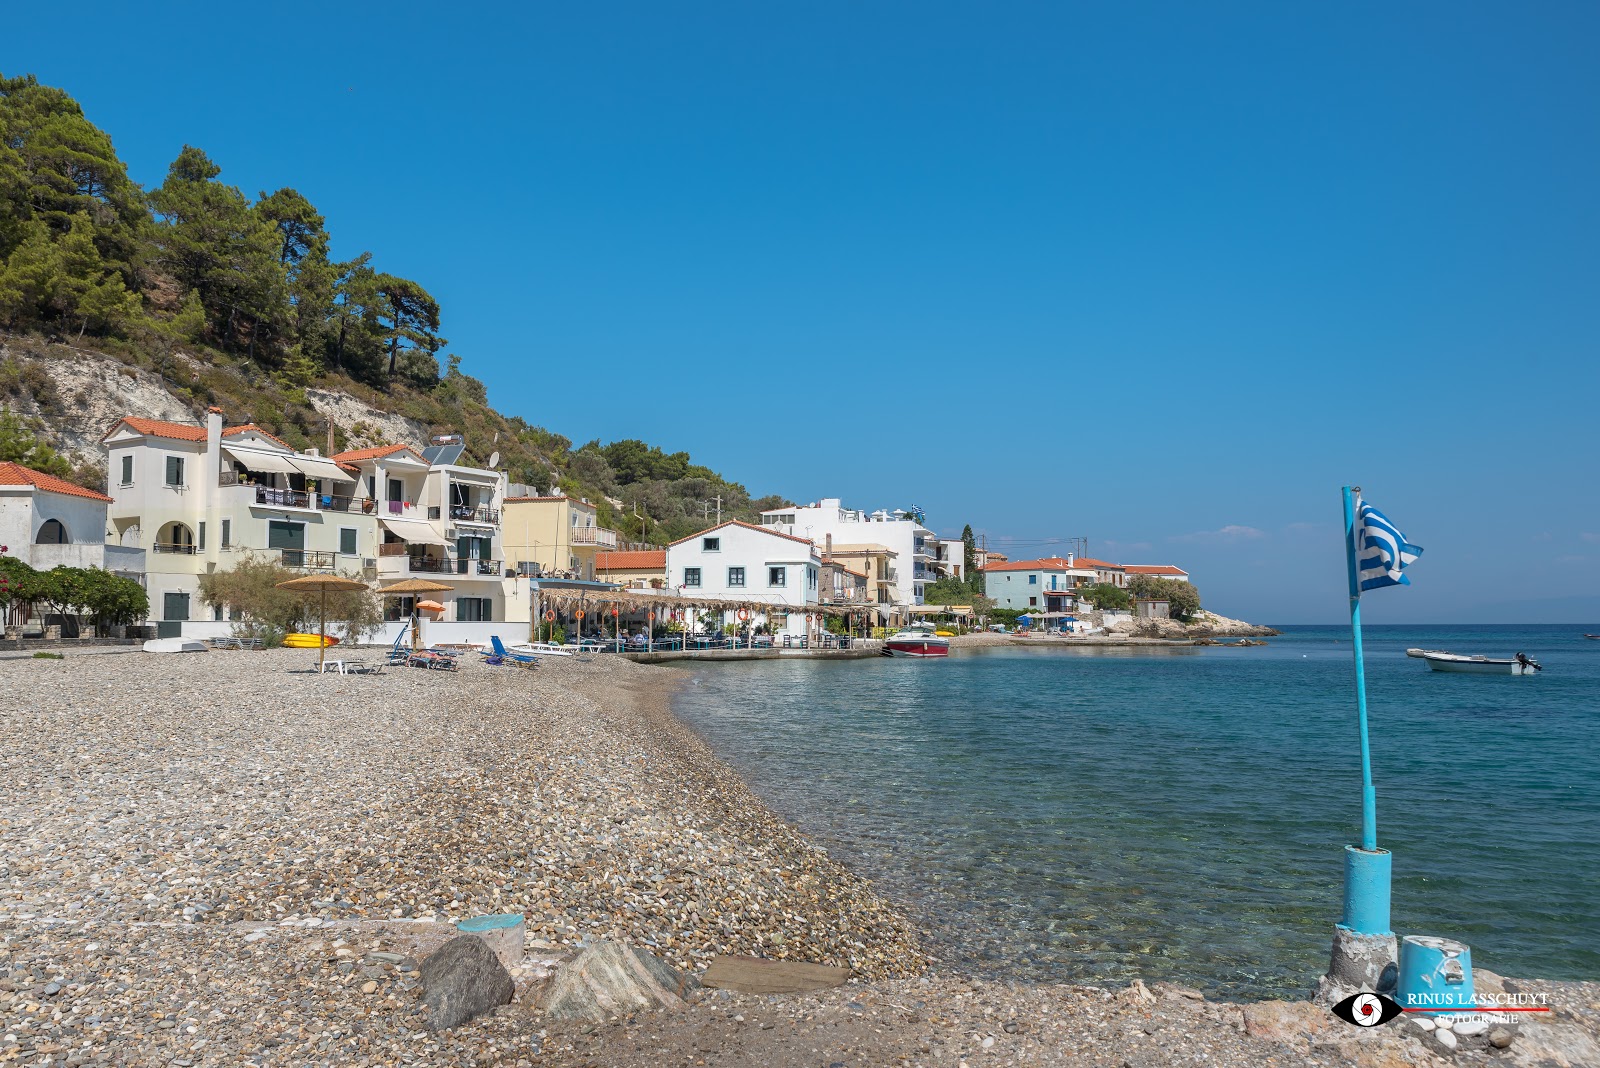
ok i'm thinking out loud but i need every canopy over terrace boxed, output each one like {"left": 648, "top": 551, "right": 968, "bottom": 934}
{"left": 908, "top": 605, "right": 974, "bottom": 618}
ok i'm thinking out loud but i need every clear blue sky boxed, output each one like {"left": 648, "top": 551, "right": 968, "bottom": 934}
{"left": 9, "top": 3, "right": 1599, "bottom": 622}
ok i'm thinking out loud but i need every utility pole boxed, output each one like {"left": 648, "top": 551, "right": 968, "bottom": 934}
{"left": 713, "top": 494, "right": 722, "bottom": 524}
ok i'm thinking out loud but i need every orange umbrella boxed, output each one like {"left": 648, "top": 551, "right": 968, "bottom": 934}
{"left": 416, "top": 599, "right": 446, "bottom": 614}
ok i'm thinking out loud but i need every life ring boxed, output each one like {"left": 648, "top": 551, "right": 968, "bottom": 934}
{"left": 544, "top": 610, "right": 555, "bottom": 622}
{"left": 610, "top": 607, "right": 619, "bottom": 616}
{"left": 575, "top": 609, "right": 586, "bottom": 620}
{"left": 648, "top": 611, "right": 656, "bottom": 621}
{"left": 736, "top": 608, "right": 750, "bottom": 621}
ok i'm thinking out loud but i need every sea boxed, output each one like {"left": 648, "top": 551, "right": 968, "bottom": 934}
{"left": 670, "top": 625, "right": 1600, "bottom": 999}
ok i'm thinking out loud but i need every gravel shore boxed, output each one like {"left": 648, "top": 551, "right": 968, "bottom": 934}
{"left": 3, "top": 649, "right": 1595, "bottom": 1067}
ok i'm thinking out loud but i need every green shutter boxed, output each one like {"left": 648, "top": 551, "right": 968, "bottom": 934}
{"left": 340, "top": 528, "right": 357, "bottom": 556}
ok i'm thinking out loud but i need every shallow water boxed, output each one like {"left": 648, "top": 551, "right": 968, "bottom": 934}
{"left": 671, "top": 625, "right": 1600, "bottom": 998}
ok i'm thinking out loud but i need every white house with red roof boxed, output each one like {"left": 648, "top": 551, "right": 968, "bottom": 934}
{"left": 0, "top": 462, "right": 143, "bottom": 580}
{"left": 103, "top": 408, "right": 381, "bottom": 635}
{"left": 1124, "top": 564, "right": 1190, "bottom": 583}
{"left": 664, "top": 520, "right": 821, "bottom": 637}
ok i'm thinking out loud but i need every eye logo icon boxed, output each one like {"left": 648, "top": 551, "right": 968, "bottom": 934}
{"left": 1332, "top": 992, "right": 1402, "bottom": 1027}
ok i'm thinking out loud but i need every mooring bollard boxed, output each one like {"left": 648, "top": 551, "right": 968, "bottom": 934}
{"left": 457, "top": 913, "right": 526, "bottom": 971}
{"left": 1397, "top": 935, "right": 1474, "bottom": 1011}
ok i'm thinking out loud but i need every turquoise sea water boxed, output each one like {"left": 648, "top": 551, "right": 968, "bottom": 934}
{"left": 670, "top": 625, "right": 1600, "bottom": 999}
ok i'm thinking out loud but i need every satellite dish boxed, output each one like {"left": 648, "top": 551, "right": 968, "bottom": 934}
{"left": 487, "top": 451, "right": 501, "bottom": 469}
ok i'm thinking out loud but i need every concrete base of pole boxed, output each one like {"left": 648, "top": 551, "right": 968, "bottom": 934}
{"left": 1314, "top": 925, "right": 1398, "bottom": 1006}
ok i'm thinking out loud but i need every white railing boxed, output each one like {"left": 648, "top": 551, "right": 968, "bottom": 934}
{"left": 570, "top": 527, "right": 619, "bottom": 548}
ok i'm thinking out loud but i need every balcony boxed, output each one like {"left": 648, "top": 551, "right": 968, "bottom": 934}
{"left": 456, "top": 558, "right": 503, "bottom": 577}
{"left": 438, "top": 504, "right": 499, "bottom": 525}
{"left": 279, "top": 549, "right": 338, "bottom": 571}
{"left": 377, "top": 542, "right": 409, "bottom": 557}
{"left": 249, "top": 484, "right": 377, "bottom": 514}
{"left": 570, "top": 526, "right": 619, "bottom": 548}
{"left": 152, "top": 541, "right": 198, "bottom": 554}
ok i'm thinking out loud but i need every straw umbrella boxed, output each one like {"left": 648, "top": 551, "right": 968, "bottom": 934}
{"left": 377, "top": 578, "right": 455, "bottom": 649}
{"left": 274, "top": 575, "right": 371, "bottom": 673}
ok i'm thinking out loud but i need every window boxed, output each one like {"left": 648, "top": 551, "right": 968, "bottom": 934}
{"left": 388, "top": 478, "right": 403, "bottom": 502}
{"left": 220, "top": 519, "right": 231, "bottom": 549}
{"left": 1029, "top": 596, "right": 1038, "bottom": 607}
{"left": 165, "top": 455, "right": 184, "bottom": 487}
{"left": 120, "top": 455, "right": 133, "bottom": 485}
{"left": 768, "top": 566, "right": 786, "bottom": 587}
{"left": 340, "top": 527, "right": 358, "bottom": 556}
{"left": 727, "top": 566, "right": 745, "bottom": 587}
{"left": 1028, "top": 574, "right": 1037, "bottom": 584}
{"left": 36, "top": 518, "right": 68, "bottom": 544}
{"left": 703, "top": 537, "right": 720, "bottom": 551}
{"left": 457, "top": 597, "right": 493, "bottom": 622}
{"left": 197, "top": 521, "right": 206, "bottom": 551}
{"left": 684, "top": 567, "right": 702, "bottom": 588}
{"left": 807, "top": 566, "right": 818, "bottom": 589}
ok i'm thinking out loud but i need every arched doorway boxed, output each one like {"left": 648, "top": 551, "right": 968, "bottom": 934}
{"left": 36, "top": 518, "right": 68, "bottom": 544}
{"left": 158, "top": 522, "right": 196, "bottom": 554}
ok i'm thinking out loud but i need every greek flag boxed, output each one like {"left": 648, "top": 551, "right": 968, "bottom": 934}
{"left": 1356, "top": 498, "right": 1423, "bottom": 592}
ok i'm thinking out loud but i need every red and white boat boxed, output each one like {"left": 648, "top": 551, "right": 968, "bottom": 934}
{"left": 882, "top": 622, "right": 949, "bottom": 658}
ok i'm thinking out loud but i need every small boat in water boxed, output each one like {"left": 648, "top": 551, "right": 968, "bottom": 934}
{"left": 882, "top": 622, "right": 949, "bottom": 658}
{"left": 1585, "top": 634, "right": 1600, "bottom": 640}
{"left": 1416, "top": 650, "right": 1541, "bottom": 675}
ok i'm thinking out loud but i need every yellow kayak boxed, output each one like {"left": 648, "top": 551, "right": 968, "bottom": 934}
{"left": 283, "top": 633, "right": 340, "bottom": 648}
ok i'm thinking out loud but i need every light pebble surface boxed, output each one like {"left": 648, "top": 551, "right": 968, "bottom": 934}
{"left": 4, "top": 649, "right": 1598, "bottom": 1068}
{"left": 0, "top": 649, "right": 920, "bottom": 1065}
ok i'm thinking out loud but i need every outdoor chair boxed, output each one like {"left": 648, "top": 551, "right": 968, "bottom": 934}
{"left": 489, "top": 635, "right": 538, "bottom": 669}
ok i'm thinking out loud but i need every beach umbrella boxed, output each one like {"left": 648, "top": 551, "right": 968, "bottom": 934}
{"left": 274, "top": 575, "right": 370, "bottom": 673}
{"left": 416, "top": 599, "right": 446, "bottom": 615}
{"left": 377, "top": 578, "right": 455, "bottom": 649}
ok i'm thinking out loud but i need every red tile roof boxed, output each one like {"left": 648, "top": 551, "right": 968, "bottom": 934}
{"left": 1124, "top": 564, "right": 1189, "bottom": 577}
{"left": 102, "top": 416, "right": 207, "bottom": 443}
{"left": 0, "top": 462, "right": 113, "bottom": 502}
{"left": 982, "top": 556, "right": 1090, "bottom": 573}
{"left": 595, "top": 550, "right": 666, "bottom": 571}
{"left": 1074, "top": 557, "right": 1125, "bottom": 571}
{"left": 330, "top": 443, "right": 429, "bottom": 465}
{"left": 668, "top": 519, "right": 817, "bottom": 549}
{"left": 221, "top": 424, "right": 294, "bottom": 451}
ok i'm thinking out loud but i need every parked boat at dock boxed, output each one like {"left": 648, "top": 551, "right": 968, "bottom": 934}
{"left": 1415, "top": 650, "right": 1542, "bottom": 675}
{"left": 882, "top": 623, "right": 949, "bottom": 658}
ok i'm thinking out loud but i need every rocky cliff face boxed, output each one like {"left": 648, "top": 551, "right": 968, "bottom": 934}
{"left": 1107, "top": 611, "right": 1279, "bottom": 638}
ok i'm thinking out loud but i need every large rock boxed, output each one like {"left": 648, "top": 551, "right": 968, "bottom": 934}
{"left": 539, "top": 941, "right": 699, "bottom": 1022}
{"left": 419, "top": 935, "right": 516, "bottom": 1031}
{"left": 1242, "top": 1000, "right": 1330, "bottom": 1045}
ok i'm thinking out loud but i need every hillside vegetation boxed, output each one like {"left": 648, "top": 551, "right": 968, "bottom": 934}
{"left": 0, "top": 73, "right": 783, "bottom": 542}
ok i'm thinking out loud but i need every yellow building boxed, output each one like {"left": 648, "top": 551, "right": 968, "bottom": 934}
{"left": 826, "top": 542, "right": 900, "bottom": 621}
{"left": 501, "top": 495, "right": 619, "bottom": 580}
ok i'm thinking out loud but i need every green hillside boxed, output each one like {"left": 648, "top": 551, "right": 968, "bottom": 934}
{"left": 0, "top": 72, "right": 785, "bottom": 542}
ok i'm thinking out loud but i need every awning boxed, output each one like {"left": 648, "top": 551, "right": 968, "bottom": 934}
{"left": 289, "top": 456, "right": 356, "bottom": 483}
{"left": 380, "top": 517, "right": 449, "bottom": 546}
{"left": 222, "top": 446, "right": 300, "bottom": 475}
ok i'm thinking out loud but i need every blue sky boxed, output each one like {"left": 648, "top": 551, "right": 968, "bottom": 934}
{"left": 8, "top": 3, "right": 1599, "bottom": 622}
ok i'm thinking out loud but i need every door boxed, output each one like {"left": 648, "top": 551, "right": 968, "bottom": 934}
{"left": 158, "top": 592, "right": 190, "bottom": 638}
{"left": 456, "top": 535, "right": 490, "bottom": 574}
{"left": 268, "top": 521, "right": 307, "bottom": 567}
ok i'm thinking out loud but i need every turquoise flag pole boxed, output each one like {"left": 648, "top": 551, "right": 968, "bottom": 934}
{"left": 1340, "top": 485, "right": 1391, "bottom": 938}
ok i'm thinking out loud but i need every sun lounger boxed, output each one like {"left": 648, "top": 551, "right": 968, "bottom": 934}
{"left": 406, "top": 650, "right": 458, "bottom": 671}
{"left": 489, "top": 636, "right": 539, "bottom": 668}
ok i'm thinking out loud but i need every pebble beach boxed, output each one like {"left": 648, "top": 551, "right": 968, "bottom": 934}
{"left": 3, "top": 649, "right": 1597, "bottom": 1067}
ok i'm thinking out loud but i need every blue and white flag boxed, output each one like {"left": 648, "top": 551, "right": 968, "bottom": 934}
{"left": 1355, "top": 498, "right": 1423, "bottom": 592}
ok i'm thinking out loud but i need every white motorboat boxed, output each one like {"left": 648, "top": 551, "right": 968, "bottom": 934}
{"left": 1417, "top": 650, "right": 1541, "bottom": 675}
{"left": 142, "top": 637, "right": 209, "bottom": 653}
{"left": 506, "top": 641, "right": 575, "bottom": 657}
{"left": 882, "top": 622, "right": 949, "bottom": 658}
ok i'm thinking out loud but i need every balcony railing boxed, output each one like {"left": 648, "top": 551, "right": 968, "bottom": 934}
{"left": 377, "top": 542, "right": 409, "bottom": 557}
{"left": 570, "top": 526, "right": 619, "bottom": 547}
{"left": 250, "top": 484, "right": 378, "bottom": 513}
{"left": 457, "top": 557, "right": 502, "bottom": 576}
{"left": 280, "top": 549, "right": 338, "bottom": 570}
{"left": 151, "top": 541, "right": 197, "bottom": 554}
{"left": 449, "top": 504, "right": 500, "bottom": 525}
{"left": 407, "top": 556, "right": 455, "bottom": 574}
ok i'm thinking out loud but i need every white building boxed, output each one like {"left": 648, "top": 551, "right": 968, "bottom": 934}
{"left": 664, "top": 520, "right": 820, "bottom": 637}
{"left": 330, "top": 442, "right": 516, "bottom": 626}
{"left": 1124, "top": 564, "right": 1191, "bottom": 583}
{"left": 760, "top": 499, "right": 936, "bottom": 609}
{"left": 0, "top": 461, "right": 143, "bottom": 581}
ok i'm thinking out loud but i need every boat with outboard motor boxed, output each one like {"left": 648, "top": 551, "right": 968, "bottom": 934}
{"left": 882, "top": 622, "right": 949, "bottom": 658}
{"left": 1412, "top": 649, "right": 1542, "bottom": 675}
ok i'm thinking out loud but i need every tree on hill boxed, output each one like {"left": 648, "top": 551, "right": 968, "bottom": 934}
{"left": 0, "top": 408, "right": 76, "bottom": 478}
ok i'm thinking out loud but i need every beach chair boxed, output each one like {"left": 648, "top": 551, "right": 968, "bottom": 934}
{"left": 384, "top": 626, "right": 411, "bottom": 666}
{"left": 489, "top": 635, "right": 538, "bottom": 669}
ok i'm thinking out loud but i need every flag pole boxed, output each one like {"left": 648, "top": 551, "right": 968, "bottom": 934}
{"left": 1335, "top": 485, "right": 1393, "bottom": 958}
